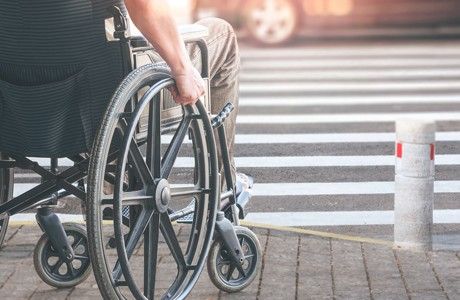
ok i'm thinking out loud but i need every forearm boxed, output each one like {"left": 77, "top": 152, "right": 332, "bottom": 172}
{"left": 124, "top": 0, "right": 191, "bottom": 75}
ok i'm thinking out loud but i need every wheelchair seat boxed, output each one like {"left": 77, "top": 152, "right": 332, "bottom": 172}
{"left": 0, "top": 0, "right": 127, "bottom": 157}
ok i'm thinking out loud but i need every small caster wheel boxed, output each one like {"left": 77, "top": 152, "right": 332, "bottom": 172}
{"left": 34, "top": 223, "right": 92, "bottom": 288}
{"left": 207, "top": 226, "right": 262, "bottom": 293}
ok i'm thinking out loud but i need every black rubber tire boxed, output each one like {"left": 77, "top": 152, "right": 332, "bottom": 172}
{"left": 34, "top": 223, "right": 92, "bottom": 288}
{"left": 86, "top": 64, "right": 219, "bottom": 300}
{"left": 207, "top": 226, "right": 262, "bottom": 293}
{"left": 0, "top": 153, "right": 13, "bottom": 248}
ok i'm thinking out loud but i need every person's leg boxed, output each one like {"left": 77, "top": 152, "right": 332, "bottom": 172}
{"left": 187, "top": 18, "right": 240, "bottom": 186}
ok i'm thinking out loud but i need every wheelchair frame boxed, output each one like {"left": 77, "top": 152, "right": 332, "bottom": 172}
{"left": 0, "top": 6, "right": 240, "bottom": 238}
{"left": 0, "top": 6, "right": 259, "bottom": 299}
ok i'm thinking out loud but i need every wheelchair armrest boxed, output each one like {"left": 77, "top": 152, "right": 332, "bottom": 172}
{"left": 128, "top": 24, "right": 208, "bottom": 48}
{"left": 178, "top": 24, "right": 209, "bottom": 43}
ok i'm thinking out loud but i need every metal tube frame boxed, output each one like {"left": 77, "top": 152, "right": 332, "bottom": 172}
{"left": 0, "top": 7, "right": 238, "bottom": 252}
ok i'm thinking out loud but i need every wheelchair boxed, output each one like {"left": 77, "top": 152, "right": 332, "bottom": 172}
{"left": 0, "top": 1, "right": 261, "bottom": 298}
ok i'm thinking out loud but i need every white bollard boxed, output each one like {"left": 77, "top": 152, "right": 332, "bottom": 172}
{"left": 394, "top": 120, "right": 435, "bottom": 251}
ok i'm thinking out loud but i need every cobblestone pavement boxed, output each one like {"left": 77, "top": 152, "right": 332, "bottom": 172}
{"left": 0, "top": 225, "right": 459, "bottom": 299}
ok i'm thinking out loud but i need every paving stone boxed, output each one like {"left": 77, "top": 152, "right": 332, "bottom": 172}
{"left": 1, "top": 225, "right": 21, "bottom": 247}
{"left": 297, "top": 236, "right": 333, "bottom": 299}
{"left": 395, "top": 250, "right": 447, "bottom": 298}
{"left": 30, "top": 285, "right": 73, "bottom": 300}
{"left": 0, "top": 279, "right": 38, "bottom": 299}
{"left": 373, "top": 292, "right": 407, "bottom": 300}
{"left": 428, "top": 251, "right": 460, "bottom": 299}
{"left": 0, "top": 225, "right": 459, "bottom": 300}
{"left": 258, "top": 230, "right": 298, "bottom": 300}
{"left": 331, "top": 240, "right": 370, "bottom": 299}
{"left": 363, "top": 243, "right": 407, "bottom": 297}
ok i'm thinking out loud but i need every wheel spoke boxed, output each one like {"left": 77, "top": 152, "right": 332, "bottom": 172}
{"left": 74, "top": 255, "right": 90, "bottom": 262}
{"left": 48, "top": 248, "right": 59, "bottom": 257}
{"left": 226, "top": 265, "right": 236, "bottom": 281}
{"left": 72, "top": 236, "right": 84, "bottom": 249}
{"left": 144, "top": 212, "right": 160, "bottom": 299}
{"left": 161, "top": 116, "right": 191, "bottom": 179}
{"left": 146, "top": 97, "right": 162, "bottom": 179}
{"left": 160, "top": 213, "right": 186, "bottom": 268}
{"left": 129, "top": 139, "right": 154, "bottom": 186}
{"left": 217, "top": 260, "right": 231, "bottom": 267}
{"left": 122, "top": 210, "right": 154, "bottom": 255}
{"left": 66, "top": 262, "right": 77, "bottom": 277}
{"left": 102, "top": 190, "right": 151, "bottom": 206}
{"left": 51, "top": 259, "right": 63, "bottom": 274}
{"left": 113, "top": 209, "right": 154, "bottom": 280}
{"left": 170, "top": 186, "right": 203, "bottom": 202}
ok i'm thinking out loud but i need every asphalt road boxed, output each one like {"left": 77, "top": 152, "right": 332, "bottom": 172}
{"left": 11, "top": 39, "right": 460, "bottom": 247}
{"left": 236, "top": 39, "right": 460, "bottom": 245}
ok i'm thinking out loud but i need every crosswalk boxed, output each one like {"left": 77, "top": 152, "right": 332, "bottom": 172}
{"left": 237, "top": 41, "right": 460, "bottom": 228}
{"left": 10, "top": 41, "right": 460, "bottom": 230}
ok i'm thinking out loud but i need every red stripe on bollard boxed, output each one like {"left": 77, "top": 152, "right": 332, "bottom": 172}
{"left": 396, "top": 142, "right": 403, "bottom": 158}
{"left": 430, "top": 144, "right": 435, "bottom": 160}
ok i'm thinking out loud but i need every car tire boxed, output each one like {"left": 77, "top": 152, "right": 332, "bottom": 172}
{"left": 245, "top": 0, "right": 299, "bottom": 45}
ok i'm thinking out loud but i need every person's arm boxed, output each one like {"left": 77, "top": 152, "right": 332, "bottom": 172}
{"left": 124, "top": 0, "right": 204, "bottom": 105}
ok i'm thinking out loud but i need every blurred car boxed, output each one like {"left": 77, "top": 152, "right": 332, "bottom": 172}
{"left": 193, "top": 0, "right": 460, "bottom": 45}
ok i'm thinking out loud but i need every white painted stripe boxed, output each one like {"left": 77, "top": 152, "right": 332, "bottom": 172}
{"left": 241, "top": 46, "right": 460, "bottom": 58}
{"left": 240, "top": 69, "right": 460, "bottom": 81}
{"left": 172, "top": 155, "right": 460, "bottom": 168}
{"left": 237, "top": 112, "right": 460, "bottom": 124}
{"left": 249, "top": 181, "right": 460, "bottom": 196}
{"left": 13, "top": 181, "right": 460, "bottom": 197}
{"left": 11, "top": 183, "right": 192, "bottom": 198}
{"left": 240, "top": 81, "right": 460, "bottom": 93}
{"left": 11, "top": 154, "right": 460, "bottom": 180}
{"left": 14, "top": 173, "right": 40, "bottom": 179}
{"left": 239, "top": 95, "right": 460, "bottom": 107}
{"left": 245, "top": 209, "right": 460, "bottom": 226}
{"left": 30, "top": 157, "right": 74, "bottom": 166}
{"left": 21, "top": 132, "right": 460, "bottom": 168}
{"left": 10, "top": 213, "right": 84, "bottom": 224}
{"left": 10, "top": 209, "right": 460, "bottom": 226}
{"left": 232, "top": 132, "right": 460, "bottom": 144}
{"left": 242, "top": 59, "right": 460, "bottom": 70}
{"left": 241, "top": 155, "right": 460, "bottom": 167}
{"left": 24, "top": 154, "right": 460, "bottom": 169}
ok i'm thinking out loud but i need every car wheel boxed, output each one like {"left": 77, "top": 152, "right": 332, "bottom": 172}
{"left": 245, "top": 0, "right": 298, "bottom": 45}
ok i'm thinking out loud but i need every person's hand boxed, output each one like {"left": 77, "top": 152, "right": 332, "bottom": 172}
{"left": 169, "top": 65, "right": 205, "bottom": 106}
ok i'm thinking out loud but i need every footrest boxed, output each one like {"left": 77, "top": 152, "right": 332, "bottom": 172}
{"left": 102, "top": 206, "right": 131, "bottom": 221}
{"left": 176, "top": 212, "right": 194, "bottom": 224}
{"left": 122, "top": 206, "right": 130, "bottom": 219}
{"left": 236, "top": 190, "right": 252, "bottom": 219}
{"left": 171, "top": 200, "right": 196, "bottom": 224}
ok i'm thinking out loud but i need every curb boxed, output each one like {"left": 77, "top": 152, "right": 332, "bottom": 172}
{"left": 241, "top": 220, "right": 394, "bottom": 246}
{"left": 7, "top": 214, "right": 393, "bottom": 247}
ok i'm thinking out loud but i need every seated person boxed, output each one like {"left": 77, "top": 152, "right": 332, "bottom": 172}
{"left": 125, "top": 0, "right": 253, "bottom": 195}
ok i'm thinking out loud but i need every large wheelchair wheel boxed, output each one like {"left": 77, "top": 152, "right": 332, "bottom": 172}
{"left": 87, "top": 64, "right": 219, "bottom": 299}
{"left": 0, "top": 153, "right": 13, "bottom": 248}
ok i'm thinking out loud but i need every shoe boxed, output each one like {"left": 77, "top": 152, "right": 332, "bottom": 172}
{"left": 235, "top": 172, "right": 254, "bottom": 196}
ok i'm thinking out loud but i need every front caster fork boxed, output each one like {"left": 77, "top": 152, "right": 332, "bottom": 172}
{"left": 35, "top": 207, "right": 74, "bottom": 262}
{"left": 212, "top": 103, "right": 246, "bottom": 274}
{"left": 215, "top": 212, "right": 246, "bottom": 275}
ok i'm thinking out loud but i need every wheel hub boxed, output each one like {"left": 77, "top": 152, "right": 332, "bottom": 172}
{"left": 154, "top": 179, "right": 170, "bottom": 213}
